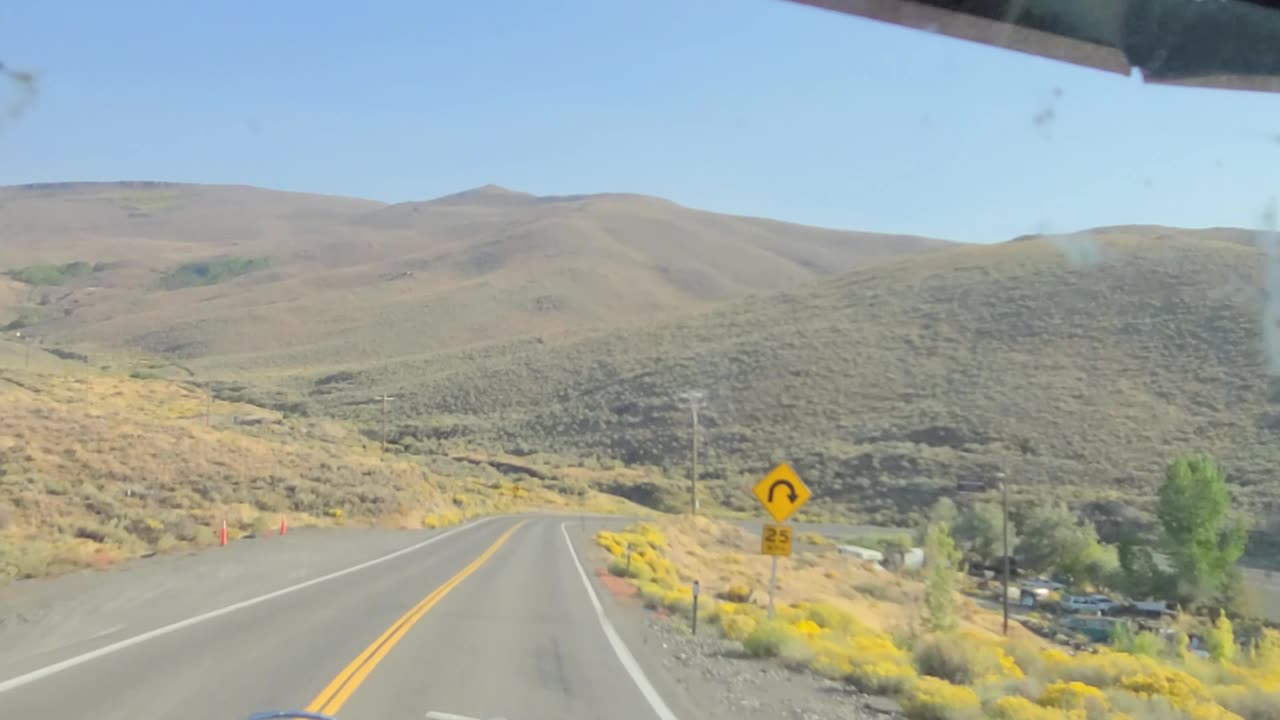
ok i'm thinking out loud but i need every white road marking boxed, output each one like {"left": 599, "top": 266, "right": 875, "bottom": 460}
{"left": 425, "top": 712, "right": 483, "bottom": 720}
{"left": 560, "top": 522, "right": 680, "bottom": 720}
{"left": 0, "top": 517, "right": 498, "bottom": 695}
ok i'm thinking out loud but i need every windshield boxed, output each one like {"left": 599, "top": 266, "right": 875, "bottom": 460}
{"left": 3, "top": 3, "right": 1280, "bottom": 720}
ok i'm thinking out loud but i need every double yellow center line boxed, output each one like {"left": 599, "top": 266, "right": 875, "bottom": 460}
{"left": 305, "top": 521, "right": 525, "bottom": 716}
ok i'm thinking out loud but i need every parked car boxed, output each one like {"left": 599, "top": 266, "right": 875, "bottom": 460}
{"left": 1061, "top": 594, "right": 1114, "bottom": 614}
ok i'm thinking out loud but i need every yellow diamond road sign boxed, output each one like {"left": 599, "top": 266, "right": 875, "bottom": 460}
{"left": 752, "top": 462, "right": 811, "bottom": 523}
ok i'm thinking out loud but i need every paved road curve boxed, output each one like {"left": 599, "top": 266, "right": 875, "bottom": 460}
{"left": 0, "top": 515, "right": 693, "bottom": 720}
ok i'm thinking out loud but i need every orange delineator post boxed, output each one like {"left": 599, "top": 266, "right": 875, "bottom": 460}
{"left": 219, "top": 520, "right": 228, "bottom": 546}
{"left": 279, "top": 515, "right": 287, "bottom": 536}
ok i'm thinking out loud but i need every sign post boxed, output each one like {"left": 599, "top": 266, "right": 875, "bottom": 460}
{"left": 691, "top": 580, "right": 701, "bottom": 636}
{"left": 751, "top": 463, "right": 810, "bottom": 619}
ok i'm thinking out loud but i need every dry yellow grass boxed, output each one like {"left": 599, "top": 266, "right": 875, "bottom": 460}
{"left": 0, "top": 367, "right": 642, "bottom": 580}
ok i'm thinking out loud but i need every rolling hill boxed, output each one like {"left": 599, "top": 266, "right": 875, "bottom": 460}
{"left": 291, "top": 226, "right": 1280, "bottom": 549}
{"left": 0, "top": 181, "right": 949, "bottom": 371}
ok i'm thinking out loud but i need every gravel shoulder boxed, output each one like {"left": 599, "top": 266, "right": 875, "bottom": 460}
{"left": 565, "top": 521, "right": 900, "bottom": 720}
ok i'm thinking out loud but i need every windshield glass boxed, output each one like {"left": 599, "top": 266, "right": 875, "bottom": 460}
{"left": 3, "top": 3, "right": 1280, "bottom": 720}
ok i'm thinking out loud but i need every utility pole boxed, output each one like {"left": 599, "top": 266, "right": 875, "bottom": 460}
{"left": 375, "top": 395, "right": 395, "bottom": 454}
{"left": 679, "top": 390, "right": 705, "bottom": 515}
{"left": 999, "top": 471, "right": 1010, "bottom": 637}
{"left": 958, "top": 471, "right": 1011, "bottom": 636}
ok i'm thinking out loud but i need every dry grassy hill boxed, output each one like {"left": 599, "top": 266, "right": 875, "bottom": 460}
{"left": 0, "top": 181, "right": 948, "bottom": 370}
{"left": 0, "top": 359, "right": 654, "bottom": 580}
{"left": 293, "top": 226, "right": 1280, "bottom": 548}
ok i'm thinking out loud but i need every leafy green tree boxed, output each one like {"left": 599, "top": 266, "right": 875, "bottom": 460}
{"left": 923, "top": 521, "right": 961, "bottom": 632}
{"left": 1207, "top": 612, "right": 1237, "bottom": 664}
{"left": 1016, "top": 503, "right": 1105, "bottom": 587}
{"left": 1116, "top": 540, "right": 1175, "bottom": 600}
{"left": 1157, "top": 455, "right": 1248, "bottom": 607}
{"left": 915, "top": 497, "right": 958, "bottom": 545}
{"left": 954, "top": 502, "right": 1013, "bottom": 566}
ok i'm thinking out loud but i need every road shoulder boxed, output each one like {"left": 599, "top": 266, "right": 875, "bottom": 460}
{"left": 563, "top": 520, "right": 887, "bottom": 720}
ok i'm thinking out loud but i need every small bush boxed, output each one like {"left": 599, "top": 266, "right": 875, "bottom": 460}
{"left": 743, "top": 620, "right": 804, "bottom": 658}
{"left": 637, "top": 582, "right": 665, "bottom": 610}
{"left": 987, "top": 696, "right": 1070, "bottom": 720}
{"left": 1212, "top": 685, "right": 1280, "bottom": 720}
{"left": 719, "top": 583, "right": 752, "bottom": 603}
{"left": 913, "top": 633, "right": 1019, "bottom": 685}
{"left": 722, "top": 614, "right": 758, "bottom": 642}
{"left": 607, "top": 559, "right": 629, "bottom": 577}
{"left": 1039, "top": 681, "right": 1107, "bottom": 710}
{"left": 901, "top": 676, "right": 981, "bottom": 720}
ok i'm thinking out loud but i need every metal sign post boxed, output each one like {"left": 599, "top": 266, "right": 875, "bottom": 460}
{"left": 691, "top": 580, "right": 701, "bottom": 635}
{"left": 753, "top": 464, "right": 808, "bottom": 621}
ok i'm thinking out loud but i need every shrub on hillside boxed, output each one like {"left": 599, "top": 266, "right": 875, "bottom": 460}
{"left": 901, "top": 676, "right": 980, "bottom": 720}
{"left": 722, "top": 614, "right": 757, "bottom": 643}
{"left": 1212, "top": 685, "right": 1280, "bottom": 720}
{"left": 743, "top": 620, "right": 805, "bottom": 658}
{"left": 912, "top": 633, "right": 1021, "bottom": 686}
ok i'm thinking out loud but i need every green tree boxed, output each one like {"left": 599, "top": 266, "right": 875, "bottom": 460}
{"left": 1157, "top": 455, "right": 1248, "bottom": 607}
{"left": 1206, "top": 612, "right": 1236, "bottom": 664}
{"left": 923, "top": 521, "right": 961, "bottom": 632}
{"left": 954, "top": 502, "right": 1013, "bottom": 566}
{"left": 915, "top": 497, "right": 958, "bottom": 545}
{"left": 1016, "top": 503, "right": 1105, "bottom": 587}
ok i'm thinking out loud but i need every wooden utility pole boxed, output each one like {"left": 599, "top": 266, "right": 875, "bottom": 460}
{"left": 680, "top": 390, "right": 706, "bottom": 515}
{"left": 375, "top": 395, "right": 395, "bottom": 453}
{"left": 1000, "top": 472, "right": 1010, "bottom": 637}
{"left": 957, "top": 471, "right": 1011, "bottom": 636}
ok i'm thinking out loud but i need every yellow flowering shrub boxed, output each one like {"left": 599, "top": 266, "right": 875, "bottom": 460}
{"left": 793, "top": 619, "right": 822, "bottom": 638}
{"left": 1039, "top": 681, "right": 1107, "bottom": 710}
{"left": 722, "top": 614, "right": 758, "bottom": 642}
{"left": 988, "top": 696, "right": 1080, "bottom": 720}
{"left": 902, "top": 676, "right": 980, "bottom": 720}
{"left": 1118, "top": 668, "right": 1209, "bottom": 709}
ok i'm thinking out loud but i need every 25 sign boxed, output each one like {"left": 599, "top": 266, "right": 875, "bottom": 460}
{"left": 761, "top": 524, "right": 793, "bottom": 557}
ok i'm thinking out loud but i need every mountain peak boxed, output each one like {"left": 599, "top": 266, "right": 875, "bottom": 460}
{"left": 427, "top": 184, "right": 535, "bottom": 207}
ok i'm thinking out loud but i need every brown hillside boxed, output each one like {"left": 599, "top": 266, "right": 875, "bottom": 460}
{"left": 0, "top": 182, "right": 949, "bottom": 369}
{"left": 297, "top": 226, "right": 1280, "bottom": 543}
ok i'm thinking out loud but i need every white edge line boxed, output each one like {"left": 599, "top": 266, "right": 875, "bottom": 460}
{"left": 560, "top": 522, "right": 680, "bottom": 720}
{"left": 0, "top": 517, "right": 498, "bottom": 695}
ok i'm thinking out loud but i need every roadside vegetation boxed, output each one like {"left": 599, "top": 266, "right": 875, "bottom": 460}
{"left": 0, "top": 366, "right": 645, "bottom": 582}
{"left": 596, "top": 514, "right": 1280, "bottom": 720}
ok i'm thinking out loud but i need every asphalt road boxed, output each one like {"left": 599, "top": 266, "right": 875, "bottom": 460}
{"left": 0, "top": 515, "right": 699, "bottom": 720}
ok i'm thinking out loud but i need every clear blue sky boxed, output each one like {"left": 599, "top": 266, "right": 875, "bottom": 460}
{"left": 2, "top": 0, "right": 1278, "bottom": 243}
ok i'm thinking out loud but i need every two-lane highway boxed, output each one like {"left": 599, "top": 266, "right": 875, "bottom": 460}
{"left": 0, "top": 515, "right": 685, "bottom": 720}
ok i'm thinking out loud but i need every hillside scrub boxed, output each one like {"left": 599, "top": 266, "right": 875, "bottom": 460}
{"left": 157, "top": 256, "right": 269, "bottom": 290}
{"left": 0, "top": 369, "right": 640, "bottom": 581}
{"left": 595, "top": 517, "right": 1280, "bottom": 720}
{"left": 313, "top": 232, "right": 1280, "bottom": 562}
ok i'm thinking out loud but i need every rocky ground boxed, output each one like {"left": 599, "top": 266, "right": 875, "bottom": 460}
{"left": 639, "top": 611, "right": 901, "bottom": 720}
